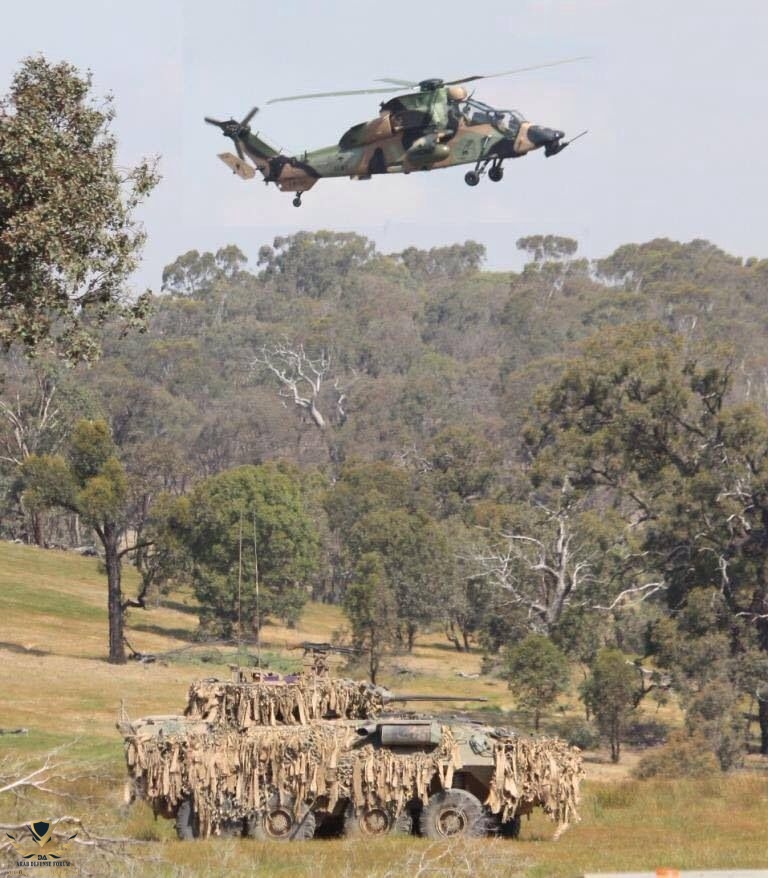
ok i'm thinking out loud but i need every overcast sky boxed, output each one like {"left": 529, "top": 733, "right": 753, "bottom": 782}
{"left": 2, "top": 1, "right": 767, "bottom": 291}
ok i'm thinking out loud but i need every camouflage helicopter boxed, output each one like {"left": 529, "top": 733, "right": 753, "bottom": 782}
{"left": 205, "top": 59, "right": 587, "bottom": 207}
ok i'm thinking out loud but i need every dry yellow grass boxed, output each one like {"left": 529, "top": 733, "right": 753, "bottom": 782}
{"left": 1, "top": 541, "right": 767, "bottom": 877}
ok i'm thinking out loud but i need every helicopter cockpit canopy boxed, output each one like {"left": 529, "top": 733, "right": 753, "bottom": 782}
{"left": 460, "top": 98, "right": 525, "bottom": 137}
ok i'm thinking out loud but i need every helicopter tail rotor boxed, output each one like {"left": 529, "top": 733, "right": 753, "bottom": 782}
{"left": 205, "top": 105, "right": 281, "bottom": 177}
{"left": 205, "top": 107, "right": 269, "bottom": 162}
{"left": 204, "top": 107, "right": 261, "bottom": 159}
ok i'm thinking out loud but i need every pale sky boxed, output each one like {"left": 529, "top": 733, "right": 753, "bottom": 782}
{"left": 2, "top": 1, "right": 767, "bottom": 291}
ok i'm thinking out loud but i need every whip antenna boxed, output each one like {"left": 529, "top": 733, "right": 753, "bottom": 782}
{"left": 253, "top": 512, "right": 261, "bottom": 668}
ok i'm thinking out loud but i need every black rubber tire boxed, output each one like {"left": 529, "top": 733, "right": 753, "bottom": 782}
{"left": 342, "top": 803, "right": 412, "bottom": 838}
{"left": 499, "top": 814, "right": 521, "bottom": 839}
{"left": 292, "top": 197, "right": 302, "bottom": 207}
{"left": 419, "top": 789, "right": 485, "bottom": 840}
{"left": 464, "top": 171, "right": 480, "bottom": 187}
{"left": 219, "top": 819, "right": 246, "bottom": 838}
{"left": 488, "top": 166, "right": 504, "bottom": 182}
{"left": 175, "top": 798, "right": 199, "bottom": 840}
{"left": 247, "top": 795, "right": 316, "bottom": 841}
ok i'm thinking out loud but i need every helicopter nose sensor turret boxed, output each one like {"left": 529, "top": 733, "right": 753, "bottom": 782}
{"left": 526, "top": 125, "right": 565, "bottom": 147}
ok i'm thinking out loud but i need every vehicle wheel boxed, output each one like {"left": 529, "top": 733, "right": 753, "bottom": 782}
{"left": 218, "top": 818, "right": 246, "bottom": 838}
{"left": 292, "top": 196, "right": 302, "bottom": 207}
{"left": 488, "top": 165, "right": 504, "bottom": 182}
{"left": 419, "top": 789, "right": 484, "bottom": 840}
{"left": 175, "top": 798, "right": 199, "bottom": 840}
{"left": 464, "top": 171, "right": 480, "bottom": 186}
{"left": 498, "top": 814, "right": 521, "bottom": 839}
{"left": 343, "top": 803, "right": 412, "bottom": 838}
{"left": 246, "top": 795, "right": 316, "bottom": 841}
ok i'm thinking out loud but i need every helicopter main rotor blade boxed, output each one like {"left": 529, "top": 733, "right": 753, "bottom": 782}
{"left": 267, "top": 86, "right": 402, "bottom": 105}
{"left": 445, "top": 56, "right": 590, "bottom": 86}
{"left": 204, "top": 116, "right": 227, "bottom": 127}
{"left": 374, "top": 77, "right": 419, "bottom": 87}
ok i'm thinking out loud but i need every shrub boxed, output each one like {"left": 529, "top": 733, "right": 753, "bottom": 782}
{"left": 555, "top": 718, "right": 601, "bottom": 750}
{"left": 684, "top": 682, "right": 746, "bottom": 771}
{"left": 633, "top": 731, "right": 720, "bottom": 779}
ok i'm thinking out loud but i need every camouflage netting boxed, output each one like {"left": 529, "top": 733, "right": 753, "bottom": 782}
{"left": 184, "top": 677, "right": 385, "bottom": 727}
{"left": 124, "top": 722, "right": 456, "bottom": 836}
{"left": 124, "top": 722, "right": 583, "bottom": 838}
{"left": 485, "top": 737, "right": 585, "bottom": 837}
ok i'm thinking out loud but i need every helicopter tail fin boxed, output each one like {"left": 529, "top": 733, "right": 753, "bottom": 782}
{"left": 218, "top": 152, "right": 256, "bottom": 179}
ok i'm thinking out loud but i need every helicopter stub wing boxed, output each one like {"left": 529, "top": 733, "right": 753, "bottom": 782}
{"left": 218, "top": 152, "right": 257, "bottom": 180}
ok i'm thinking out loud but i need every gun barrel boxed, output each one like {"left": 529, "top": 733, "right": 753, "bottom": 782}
{"left": 383, "top": 695, "right": 488, "bottom": 703}
{"left": 292, "top": 641, "right": 359, "bottom": 655}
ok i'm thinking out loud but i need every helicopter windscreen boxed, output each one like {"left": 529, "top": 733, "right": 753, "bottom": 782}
{"left": 461, "top": 99, "right": 524, "bottom": 136}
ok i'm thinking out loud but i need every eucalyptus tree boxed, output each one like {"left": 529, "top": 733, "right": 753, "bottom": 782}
{"left": 0, "top": 56, "right": 158, "bottom": 362}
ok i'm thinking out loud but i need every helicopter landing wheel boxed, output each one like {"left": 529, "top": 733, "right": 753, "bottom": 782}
{"left": 464, "top": 171, "right": 480, "bottom": 187}
{"left": 488, "top": 165, "right": 504, "bottom": 182}
{"left": 292, "top": 193, "right": 303, "bottom": 207}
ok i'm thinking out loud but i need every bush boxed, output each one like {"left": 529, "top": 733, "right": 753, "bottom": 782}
{"left": 621, "top": 719, "right": 669, "bottom": 748}
{"left": 633, "top": 731, "right": 720, "bottom": 779}
{"left": 480, "top": 654, "right": 502, "bottom": 676}
{"left": 684, "top": 682, "right": 746, "bottom": 771}
{"left": 555, "top": 718, "right": 601, "bottom": 750}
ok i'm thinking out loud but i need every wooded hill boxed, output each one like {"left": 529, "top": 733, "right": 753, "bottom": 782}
{"left": 8, "top": 232, "right": 767, "bottom": 477}
{"left": 3, "top": 231, "right": 768, "bottom": 765}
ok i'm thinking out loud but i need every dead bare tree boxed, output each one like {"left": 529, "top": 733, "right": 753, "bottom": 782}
{"left": 252, "top": 341, "right": 335, "bottom": 429}
{"left": 0, "top": 750, "right": 66, "bottom": 799}
{"left": 469, "top": 504, "right": 597, "bottom": 632}
{"left": 0, "top": 749, "right": 154, "bottom": 874}
{"left": 468, "top": 498, "right": 665, "bottom": 633}
{"left": 0, "top": 373, "right": 61, "bottom": 467}
{"left": 0, "top": 368, "right": 68, "bottom": 545}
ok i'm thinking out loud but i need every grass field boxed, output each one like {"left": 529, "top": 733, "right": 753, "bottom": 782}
{"left": 0, "top": 541, "right": 766, "bottom": 877}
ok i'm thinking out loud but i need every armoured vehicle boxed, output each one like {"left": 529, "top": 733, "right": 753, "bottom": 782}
{"left": 119, "top": 668, "right": 583, "bottom": 841}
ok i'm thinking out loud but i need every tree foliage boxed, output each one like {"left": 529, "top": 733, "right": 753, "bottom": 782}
{"left": 0, "top": 56, "right": 159, "bottom": 362}
{"left": 503, "top": 633, "right": 569, "bottom": 731}
{"left": 22, "top": 419, "right": 136, "bottom": 662}
{"left": 343, "top": 553, "right": 398, "bottom": 683}
{"left": 582, "top": 648, "right": 641, "bottom": 763}
{"left": 257, "top": 231, "right": 376, "bottom": 298}
{"left": 160, "top": 464, "right": 318, "bottom": 636}
{"left": 516, "top": 235, "right": 578, "bottom": 264}
{"left": 161, "top": 246, "right": 248, "bottom": 297}
{"left": 397, "top": 241, "right": 485, "bottom": 279}
{"left": 527, "top": 323, "right": 768, "bottom": 752}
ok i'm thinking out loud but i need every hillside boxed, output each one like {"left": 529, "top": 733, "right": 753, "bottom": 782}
{"left": 0, "top": 542, "right": 509, "bottom": 754}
